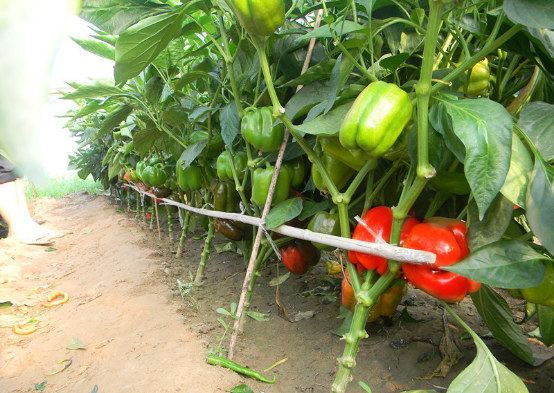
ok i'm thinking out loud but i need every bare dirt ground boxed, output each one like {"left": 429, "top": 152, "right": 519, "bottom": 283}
{"left": 1, "top": 193, "right": 553, "bottom": 393}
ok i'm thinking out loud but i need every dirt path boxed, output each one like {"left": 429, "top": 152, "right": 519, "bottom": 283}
{"left": 0, "top": 193, "right": 241, "bottom": 393}
{"left": 2, "top": 193, "right": 553, "bottom": 393}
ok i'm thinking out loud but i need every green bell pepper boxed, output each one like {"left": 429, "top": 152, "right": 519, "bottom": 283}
{"left": 241, "top": 107, "right": 284, "bottom": 153}
{"left": 466, "top": 58, "right": 490, "bottom": 96}
{"left": 136, "top": 161, "right": 148, "bottom": 182}
{"left": 519, "top": 261, "right": 554, "bottom": 306}
{"left": 307, "top": 211, "right": 341, "bottom": 251}
{"left": 339, "top": 81, "right": 413, "bottom": 158}
{"left": 176, "top": 162, "right": 203, "bottom": 193}
{"left": 228, "top": 0, "right": 285, "bottom": 37}
{"left": 141, "top": 164, "right": 168, "bottom": 188}
{"left": 214, "top": 182, "right": 237, "bottom": 213}
{"left": 312, "top": 154, "right": 355, "bottom": 192}
{"left": 217, "top": 151, "right": 247, "bottom": 181}
{"left": 283, "top": 156, "right": 305, "bottom": 188}
{"left": 252, "top": 165, "right": 291, "bottom": 207}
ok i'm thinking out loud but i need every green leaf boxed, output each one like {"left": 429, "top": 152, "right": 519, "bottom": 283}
{"left": 401, "top": 391, "right": 438, "bottom": 393}
{"left": 66, "top": 337, "right": 87, "bottom": 350}
{"left": 284, "top": 81, "right": 330, "bottom": 121}
{"left": 245, "top": 311, "right": 270, "bottom": 322}
{"left": 71, "top": 36, "right": 115, "bottom": 60}
{"left": 266, "top": 198, "right": 303, "bottom": 230}
{"left": 358, "top": 381, "right": 373, "bottom": 393}
{"left": 503, "top": 0, "right": 554, "bottom": 29}
{"left": 115, "top": 8, "right": 186, "bottom": 84}
{"left": 537, "top": 305, "right": 554, "bottom": 347}
{"left": 177, "top": 140, "right": 208, "bottom": 169}
{"left": 175, "top": 71, "right": 212, "bottom": 90}
{"left": 269, "top": 272, "right": 290, "bottom": 286}
{"left": 432, "top": 98, "right": 513, "bottom": 219}
{"left": 44, "top": 247, "right": 57, "bottom": 252}
{"left": 220, "top": 103, "right": 240, "bottom": 152}
{"left": 518, "top": 102, "right": 554, "bottom": 161}
{"left": 470, "top": 286, "right": 535, "bottom": 366}
{"left": 278, "top": 60, "right": 336, "bottom": 88}
{"left": 35, "top": 381, "right": 47, "bottom": 391}
{"left": 0, "top": 301, "right": 13, "bottom": 309}
{"left": 298, "top": 21, "right": 365, "bottom": 41}
{"left": 379, "top": 52, "right": 410, "bottom": 71}
{"left": 133, "top": 122, "right": 163, "bottom": 157}
{"left": 526, "top": 160, "right": 554, "bottom": 255}
{"left": 98, "top": 104, "right": 133, "bottom": 138}
{"left": 230, "top": 385, "right": 254, "bottom": 393}
{"left": 500, "top": 134, "right": 533, "bottom": 208}
{"left": 444, "top": 302, "right": 531, "bottom": 392}
{"left": 467, "top": 194, "right": 514, "bottom": 250}
{"left": 298, "top": 200, "right": 329, "bottom": 221}
{"left": 331, "top": 310, "right": 353, "bottom": 336}
{"left": 80, "top": 0, "right": 170, "bottom": 35}
{"left": 62, "top": 80, "right": 126, "bottom": 100}
{"left": 296, "top": 103, "right": 353, "bottom": 136}
{"left": 443, "top": 240, "right": 546, "bottom": 289}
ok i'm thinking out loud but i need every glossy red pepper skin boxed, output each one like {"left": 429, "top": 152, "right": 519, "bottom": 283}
{"left": 281, "top": 240, "right": 321, "bottom": 275}
{"left": 348, "top": 207, "right": 419, "bottom": 275}
{"left": 402, "top": 219, "right": 481, "bottom": 302}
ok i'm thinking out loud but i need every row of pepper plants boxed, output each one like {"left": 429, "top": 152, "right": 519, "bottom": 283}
{"left": 64, "top": 0, "right": 554, "bottom": 391}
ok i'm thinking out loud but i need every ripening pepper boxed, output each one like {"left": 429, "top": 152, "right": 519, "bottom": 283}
{"left": 511, "top": 261, "right": 554, "bottom": 306}
{"left": 251, "top": 165, "right": 291, "bottom": 207}
{"left": 312, "top": 154, "right": 355, "bottom": 192}
{"left": 124, "top": 170, "right": 137, "bottom": 183}
{"left": 320, "top": 136, "right": 374, "bottom": 171}
{"left": 339, "top": 81, "right": 413, "bottom": 159}
{"left": 465, "top": 58, "right": 490, "bottom": 96}
{"left": 176, "top": 163, "right": 203, "bottom": 193}
{"left": 215, "top": 219, "right": 248, "bottom": 241}
{"left": 228, "top": 0, "right": 285, "bottom": 37}
{"left": 214, "top": 182, "right": 237, "bottom": 213}
{"left": 349, "top": 206, "right": 419, "bottom": 275}
{"left": 402, "top": 218, "right": 481, "bottom": 303}
{"left": 283, "top": 156, "right": 305, "bottom": 188}
{"left": 307, "top": 211, "right": 341, "bottom": 251}
{"left": 341, "top": 271, "right": 406, "bottom": 322}
{"left": 281, "top": 240, "right": 321, "bottom": 275}
{"left": 190, "top": 130, "right": 225, "bottom": 159}
{"left": 241, "top": 107, "right": 284, "bottom": 153}
{"left": 217, "top": 151, "right": 247, "bottom": 181}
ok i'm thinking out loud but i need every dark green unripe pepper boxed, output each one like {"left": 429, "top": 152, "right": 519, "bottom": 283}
{"left": 228, "top": 0, "right": 285, "bottom": 37}
{"left": 176, "top": 162, "right": 203, "bottom": 193}
{"left": 312, "top": 155, "right": 355, "bottom": 192}
{"left": 135, "top": 161, "right": 148, "bottom": 182}
{"left": 283, "top": 156, "right": 305, "bottom": 188}
{"left": 339, "top": 81, "right": 413, "bottom": 158}
{"left": 307, "top": 211, "right": 341, "bottom": 251}
{"left": 217, "top": 151, "right": 247, "bottom": 181}
{"left": 252, "top": 165, "right": 291, "bottom": 207}
{"left": 214, "top": 182, "right": 237, "bottom": 213}
{"left": 241, "top": 107, "right": 284, "bottom": 153}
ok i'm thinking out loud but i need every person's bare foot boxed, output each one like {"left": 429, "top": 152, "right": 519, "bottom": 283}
{"left": 9, "top": 220, "right": 56, "bottom": 246}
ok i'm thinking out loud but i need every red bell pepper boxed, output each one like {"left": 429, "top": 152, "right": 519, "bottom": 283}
{"left": 401, "top": 218, "right": 481, "bottom": 302}
{"left": 349, "top": 206, "right": 419, "bottom": 275}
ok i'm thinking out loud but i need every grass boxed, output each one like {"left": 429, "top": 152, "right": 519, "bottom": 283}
{"left": 25, "top": 173, "right": 104, "bottom": 200}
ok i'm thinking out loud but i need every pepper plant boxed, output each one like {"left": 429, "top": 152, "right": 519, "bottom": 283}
{"left": 63, "top": 0, "right": 554, "bottom": 391}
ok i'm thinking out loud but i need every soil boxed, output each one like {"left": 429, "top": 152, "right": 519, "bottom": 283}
{"left": 1, "top": 193, "right": 553, "bottom": 393}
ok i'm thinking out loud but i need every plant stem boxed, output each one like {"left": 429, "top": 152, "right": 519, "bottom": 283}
{"left": 415, "top": 0, "right": 450, "bottom": 179}
{"left": 176, "top": 209, "right": 191, "bottom": 258}
{"left": 166, "top": 204, "right": 174, "bottom": 242}
{"left": 238, "top": 245, "right": 270, "bottom": 329}
{"left": 195, "top": 217, "right": 215, "bottom": 284}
